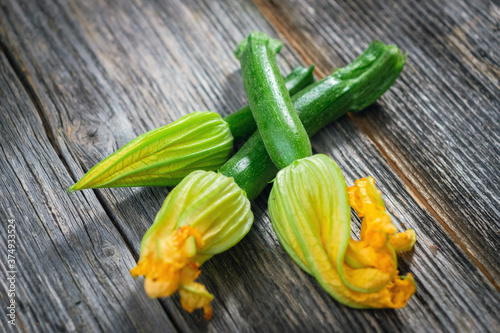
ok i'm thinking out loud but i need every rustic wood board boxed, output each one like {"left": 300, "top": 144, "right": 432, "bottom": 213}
{"left": 0, "top": 0, "right": 499, "bottom": 332}
{"left": 0, "top": 52, "right": 176, "bottom": 332}
{"left": 253, "top": 0, "right": 500, "bottom": 283}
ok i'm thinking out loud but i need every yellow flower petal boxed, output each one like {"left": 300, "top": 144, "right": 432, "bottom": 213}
{"left": 390, "top": 229, "right": 417, "bottom": 252}
{"left": 342, "top": 177, "right": 417, "bottom": 292}
{"left": 131, "top": 226, "right": 214, "bottom": 317}
{"left": 130, "top": 226, "right": 206, "bottom": 295}
{"left": 179, "top": 281, "right": 214, "bottom": 320}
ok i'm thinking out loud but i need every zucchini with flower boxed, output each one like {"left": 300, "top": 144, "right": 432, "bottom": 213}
{"left": 67, "top": 66, "right": 314, "bottom": 192}
{"left": 236, "top": 31, "right": 416, "bottom": 307}
{"left": 131, "top": 36, "right": 413, "bottom": 318}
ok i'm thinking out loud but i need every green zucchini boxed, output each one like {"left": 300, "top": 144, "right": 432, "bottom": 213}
{"left": 224, "top": 65, "right": 315, "bottom": 143}
{"left": 221, "top": 41, "right": 406, "bottom": 199}
{"left": 235, "top": 31, "right": 312, "bottom": 169}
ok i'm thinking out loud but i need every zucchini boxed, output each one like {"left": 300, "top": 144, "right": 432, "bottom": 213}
{"left": 224, "top": 65, "right": 315, "bottom": 143}
{"left": 131, "top": 41, "right": 409, "bottom": 317}
{"left": 235, "top": 31, "right": 312, "bottom": 169}
{"left": 221, "top": 41, "right": 406, "bottom": 199}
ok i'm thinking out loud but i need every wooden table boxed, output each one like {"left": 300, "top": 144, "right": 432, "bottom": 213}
{"left": 1, "top": 0, "right": 499, "bottom": 331}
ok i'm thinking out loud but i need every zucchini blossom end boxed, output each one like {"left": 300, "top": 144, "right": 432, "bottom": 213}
{"left": 131, "top": 170, "right": 253, "bottom": 319}
{"left": 269, "top": 155, "right": 416, "bottom": 308}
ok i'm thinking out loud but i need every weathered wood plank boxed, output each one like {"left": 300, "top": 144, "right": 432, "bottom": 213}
{"left": 253, "top": 0, "right": 500, "bottom": 282}
{"left": 0, "top": 53, "right": 177, "bottom": 332}
{"left": 0, "top": 0, "right": 499, "bottom": 331}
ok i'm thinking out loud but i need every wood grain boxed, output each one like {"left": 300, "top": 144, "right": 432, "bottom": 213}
{"left": 253, "top": 0, "right": 500, "bottom": 283}
{"left": 0, "top": 0, "right": 499, "bottom": 331}
{"left": 0, "top": 52, "right": 176, "bottom": 332}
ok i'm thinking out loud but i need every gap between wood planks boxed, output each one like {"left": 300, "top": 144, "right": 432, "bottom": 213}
{"left": 0, "top": 42, "right": 184, "bottom": 333}
{"left": 251, "top": 0, "right": 500, "bottom": 292}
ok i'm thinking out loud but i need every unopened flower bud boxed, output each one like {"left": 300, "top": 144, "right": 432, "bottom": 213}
{"left": 69, "top": 111, "right": 233, "bottom": 192}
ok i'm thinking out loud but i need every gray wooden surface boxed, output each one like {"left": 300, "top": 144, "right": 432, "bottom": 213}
{"left": 0, "top": 0, "right": 498, "bottom": 332}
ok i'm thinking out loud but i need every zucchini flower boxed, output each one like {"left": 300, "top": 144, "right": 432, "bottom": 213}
{"left": 68, "top": 111, "right": 233, "bottom": 192}
{"left": 269, "top": 154, "right": 416, "bottom": 308}
{"left": 347, "top": 177, "right": 416, "bottom": 255}
{"left": 131, "top": 170, "right": 253, "bottom": 319}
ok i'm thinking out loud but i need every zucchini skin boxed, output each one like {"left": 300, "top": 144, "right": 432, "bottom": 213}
{"left": 221, "top": 41, "right": 406, "bottom": 200}
{"left": 223, "top": 65, "right": 315, "bottom": 144}
{"left": 235, "top": 32, "right": 312, "bottom": 169}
